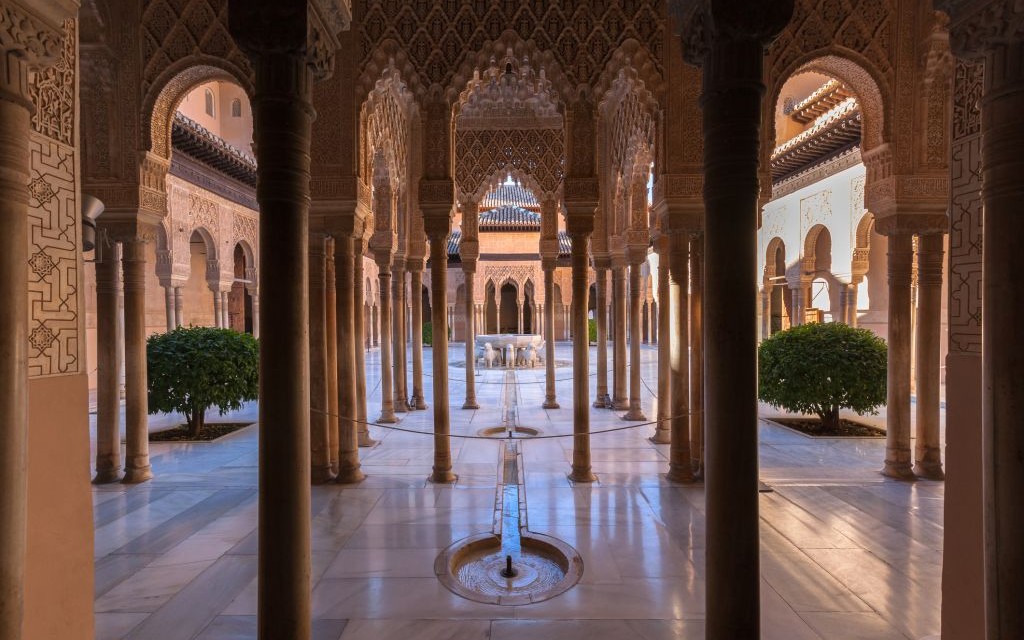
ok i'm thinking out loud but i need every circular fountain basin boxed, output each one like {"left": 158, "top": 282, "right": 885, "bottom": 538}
{"left": 435, "top": 532, "right": 583, "bottom": 605}
{"left": 477, "top": 426, "right": 541, "bottom": 438}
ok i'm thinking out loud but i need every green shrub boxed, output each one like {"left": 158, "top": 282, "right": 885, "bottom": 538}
{"left": 147, "top": 326, "right": 259, "bottom": 438}
{"left": 758, "top": 322, "right": 887, "bottom": 431}
{"left": 422, "top": 321, "right": 433, "bottom": 346}
{"left": 588, "top": 318, "right": 597, "bottom": 343}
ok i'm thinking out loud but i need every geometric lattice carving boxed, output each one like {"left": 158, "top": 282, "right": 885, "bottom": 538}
{"left": 455, "top": 128, "right": 564, "bottom": 201}
{"left": 27, "top": 137, "right": 80, "bottom": 377}
{"left": 359, "top": 1, "right": 664, "bottom": 94}
{"left": 948, "top": 58, "right": 983, "bottom": 355}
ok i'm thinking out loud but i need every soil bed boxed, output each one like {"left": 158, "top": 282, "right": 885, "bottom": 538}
{"left": 149, "top": 422, "right": 253, "bottom": 442}
{"left": 771, "top": 417, "right": 885, "bottom": 438}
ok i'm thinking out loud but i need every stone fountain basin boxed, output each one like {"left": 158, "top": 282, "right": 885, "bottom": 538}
{"left": 474, "top": 334, "right": 543, "bottom": 349}
{"left": 435, "top": 532, "right": 583, "bottom": 606}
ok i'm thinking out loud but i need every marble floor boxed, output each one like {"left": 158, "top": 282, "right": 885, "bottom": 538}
{"left": 92, "top": 343, "right": 943, "bottom": 640}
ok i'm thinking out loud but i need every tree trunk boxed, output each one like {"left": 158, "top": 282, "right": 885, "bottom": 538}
{"left": 188, "top": 407, "right": 205, "bottom": 439}
{"left": 818, "top": 407, "right": 840, "bottom": 432}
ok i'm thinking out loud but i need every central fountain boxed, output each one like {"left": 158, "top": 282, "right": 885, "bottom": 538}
{"left": 434, "top": 371, "right": 583, "bottom": 605}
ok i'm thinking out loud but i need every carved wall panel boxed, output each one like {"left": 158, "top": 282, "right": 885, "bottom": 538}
{"left": 948, "top": 58, "right": 983, "bottom": 355}
{"left": 455, "top": 128, "right": 564, "bottom": 200}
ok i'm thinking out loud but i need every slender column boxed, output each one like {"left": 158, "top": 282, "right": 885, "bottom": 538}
{"left": 428, "top": 235, "right": 456, "bottom": 483}
{"left": 94, "top": 241, "right": 122, "bottom": 483}
{"left": 392, "top": 264, "right": 408, "bottom": 412}
{"left": 593, "top": 265, "right": 609, "bottom": 407}
{"left": 760, "top": 289, "right": 771, "bottom": 339}
{"left": 790, "top": 284, "right": 804, "bottom": 326}
{"left": 212, "top": 288, "right": 223, "bottom": 328}
{"left": 611, "top": 265, "right": 629, "bottom": 409}
{"left": 882, "top": 232, "right": 914, "bottom": 479}
{"left": 376, "top": 264, "right": 396, "bottom": 422}
{"left": 250, "top": 292, "right": 260, "bottom": 338}
{"left": 690, "top": 232, "right": 705, "bottom": 477}
{"left": 624, "top": 259, "right": 648, "bottom": 421}
{"left": 543, "top": 264, "right": 559, "bottom": 408}
{"left": 568, "top": 233, "right": 596, "bottom": 482}
{"left": 325, "top": 242, "right": 339, "bottom": 473}
{"left": 516, "top": 295, "right": 524, "bottom": 334}
{"left": 846, "top": 283, "right": 859, "bottom": 326}
{"left": 699, "top": 14, "right": 793, "bottom": 634}
{"left": 981, "top": 39, "right": 1024, "bottom": 637}
{"left": 914, "top": 233, "right": 944, "bottom": 479}
{"left": 653, "top": 244, "right": 671, "bottom": 444}
{"left": 354, "top": 245, "right": 375, "bottom": 445}
{"left": 174, "top": 286, "right": 184, "bottom": 327}
{"left": 333, "top": 235, "right": 364, "bottom": 483}
{"left": 308, "top": 234, "right": 333, "bottom": 483}
{"left": 410, "top": 266, "right": 428, "bottom": 410}
{"left": 666, "top": 234, "right": 692, "bottom": 482}
{"left": 222, "top": 291, "right": 230, "bottom": 329}
{"left": 164, "top": 285, "right": 175, "bottom": 332}
{"left": 121, "top": 238, "right": 153, "bottom": 483}
{"left": 462, "top": 264, "right": 479, "bottom": 409}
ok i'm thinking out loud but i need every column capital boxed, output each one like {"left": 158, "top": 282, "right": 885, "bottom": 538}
{"left": 940, "top": 0, "right": 1024, "bottom": 58}
{"left": 0, "top": 0, "right": 71, "bottom": 107}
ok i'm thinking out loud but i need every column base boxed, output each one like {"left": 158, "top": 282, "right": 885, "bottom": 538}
{"left": 335, "top": 467, "right": 366, "bottom": 484}
{"left": 462, "top": 400, "right": 480, "bottom": 410}
{"left": 429, "top": 470, "right": 458, "bottom": 484}
{"left": 611, "top": 398, "right": 629, "bottom": 410}
{"left": 543, "top": 399, "right": 560, "bottom": 409}
{"left": 622, "top": 408, "right": 647, "bottom": 421}
{"left": 881, "top": 461, "right": 916, "bottom": 481}
{"left": 592, "top": 397, "right": 606, "bottom": 408}
{"left": 413, "top": 396, "right": 428, "bottom": 410}
{"left": 358, "top": 435, "right": 379, "bottom": 448}
{"left": 914, "top": 461, "right": 945, "bottom": 481}
{"left": 649, "top": 429, "right": 671, "bottom": 445}
{"left": 377, "top": 411, "right": 397, "bottom": 424}
{"left": 395, "top": 404, "right": 409, "bottom": 413}
{"left": 568, "top": 469, "right": 598, "bottom": 483}
{"left": 665, "top": 464, "right": 695, "bottom": 484}
{"left": 121, "top": 465, "right": 153, "bottom": 484}
{"left": 311, "top": 466, "right": 336, "bottom": 484}
{"left": 92, "top": 469, "right": 122, "bottom": 484}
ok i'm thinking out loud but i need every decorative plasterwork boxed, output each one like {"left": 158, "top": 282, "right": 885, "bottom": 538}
{"left": 454, "top": 128, "right": 564, "bottom": 203}
{"left": 456, "top": 49, "right": 561, "bottom": 130}
{"left": 364, "top": 63, "right": 412, "bottom": 195}
{"left": 29, "top": 18, "right": 75, "bottom": 145}
{"left": 772, "top": 146, "right": 864, "bottom": 200}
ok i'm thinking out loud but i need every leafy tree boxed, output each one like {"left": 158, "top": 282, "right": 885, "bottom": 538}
{"left": 588, "top": 318, "right": 597, "bottom": 343}
{"left": 758, "top": 322, "right": 887, "bottom": 431}
{"left": 423, "top": 321, "right": 433, "bottom": 346}
{"left": 147, "top": 327, "right": 259, "bottom": 438}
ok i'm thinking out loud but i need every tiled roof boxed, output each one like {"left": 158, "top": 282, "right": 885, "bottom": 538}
{"left": 448, "top": 230, "right": 462, "bottom": 256}
{"left": 172, "top": 112, "right": 257, "bottom": 186}
{"left": 771, "top": 97, "right": 861, "bottom": 184}
{"left": 481, "top": 184, "right": 539, "bottom": 209}
{"left": 479, "top": 205, "right": 541, "bottom": 231}
{"left": 558, "top": 231, "right": 571, "bottom": 256}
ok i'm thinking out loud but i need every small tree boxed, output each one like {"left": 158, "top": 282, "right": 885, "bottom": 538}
{"left": 147, "top": 327, "right": 259, "bottom": 438}
{"left": 758, "top": 322, "right": 887, "bottom": 431}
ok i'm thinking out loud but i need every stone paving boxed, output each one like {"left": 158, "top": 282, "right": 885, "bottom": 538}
{"left": 91, "top": 343, "right": 943, "bottom": 640}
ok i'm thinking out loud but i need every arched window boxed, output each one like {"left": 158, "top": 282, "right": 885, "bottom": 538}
{"left": 204, "top": 89, "right": 216, "bottom": 117}
{"left": 231, "top": 98, "right": 242, "bottom": 118}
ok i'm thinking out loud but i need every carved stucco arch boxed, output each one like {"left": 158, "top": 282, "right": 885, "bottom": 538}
{"left": 143, "top": 59, "right": 254, "bottom": 160}
{"left": 764, "top": 237, "right": 787, "bottom": 281}
{"left": 855, "top": 212, "right": 876, "bottom": 250}
{"left": 592, "top": 39, "right": 666, "bottom": 108}
{"left": 362, "top": 64, "right": 415, "bottom": 196}
{"left": 358, "top": 40, "right": 431, "bottom": 107}
{"left": 469, "top": 166, "right": 549, "bottom": 209}
{"left": 802, "top": 223, "right": 832, "bottom": 274}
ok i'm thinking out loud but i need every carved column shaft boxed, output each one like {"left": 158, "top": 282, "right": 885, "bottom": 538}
{"left": 121, "top": 238, "right": 152, "bottom": 484}
{"left": 624, "top": 259, "right": 648, "bottom": 421}
{"left": 308, "top": 234, "right": 333, "bottom": 483}
{"left": 94, "top": 242, "right": 122, "bottom": 483}
{"left": 428, "top": 234, "right": 456, "bottom": 483}
{"left": 410, "top": 266, "right": 427, "bottom": 410}
{"left": 653, "top": 244, "right": 671, "bottom": 444}
{"left": 914, "top": 233, "right": 944, "bottom": 479}
{"left": 376, "top": 264, "right": 396, "bottom": 423}
{"left": 334, "top": 234, "right": 364, "bottom": 484}
{"left": 883, "top": 231, "right": 915, "bottom": 479}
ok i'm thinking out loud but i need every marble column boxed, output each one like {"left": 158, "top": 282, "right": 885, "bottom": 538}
{"left": 249, "top": 292, "right": 259, "bottom": 338}
{"left": 543, "top": 264, "right": 559, "bottom": 409}
{"left": 376, "top": 262, "right": 397, "bottom": 423}
{"left": 229, "top": 22, "right": 315, "bottom": 634}
{"left": 624, "top": 258, "right": 648, "bottom": 421}
{"left": 334, "top": 235, "right": 364, "bottom": 484}
{"left": 325, "top": 242, "right": 339, "bottom": 473}
{"left": 568, "top": 232, "right": 596, "bottom": 482}
{"left": 164, "top": 285, "right": 175, "bottom": 332}
{"left": 979, "top": 38, "right": 1024, "bottom": 636}
{"left": 593, "top": 265, "right": 609, "bottom": 408}
{"left": 308, "top": 234, "right": 333, "bottom": 483}
{"left": 392, "top": 263, "right": 408, "bottom": 412}
{"left": 611, "top": 265, "right": 629, "bottom": 409}
{"left": 666, "top": 233, "right": 692, "bottom": 483}
{"left": 790, "top": 284, "right": 804, "bottom": 326}
{"left": 653, "top": 242, "right": 671, "bottom": 444}
{"left": 94, "top": 241, "right": 122, "bottom": 483}
{"left": 516, "top": 295, "right": 524, "bottom": 334}
{"left": 697, "top": 9, "right": 793, "bottom": 634}
{"left": 212, "top": 288, "right": 223, "bottom": 327}
{"left": 846, "top": 282, "right": 859, "bottom": 326}
{"left": 174, "top": 286, "right": 184, "bottom": 327}
{"left": 883, "top": 232, "right": 914, "bottom": 479}
{"left": 354, "top": 243, "right": 375, "bottom": 445}
{"left": 410, "top": 265, "right": 428, "bottom": 410}
{"left": 914, "top": 233, "right": 944, "bottom": 479}
{"left": 121, "top": 238, "right": 153, "bottom": 484}
{"left": 221, "top": 291, "right": 230, "bottom": 328}
{"left": 690, "top": 232, "right": 705, "bottom": 477}
{"left": 462, "top": 263, "right": 479, "bottom": 409}
{"left": 428, "top": 234, "right": 456, "bottom": 483}
{"left": 760, "top": 289, "right": 771, "bottom": 339}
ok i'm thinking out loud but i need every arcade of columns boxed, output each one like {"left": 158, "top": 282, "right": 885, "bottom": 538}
{"left": 2, "top": 0, "right": 1023, "bottom": 638}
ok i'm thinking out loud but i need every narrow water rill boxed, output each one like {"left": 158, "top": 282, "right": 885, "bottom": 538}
{"left": 435, "top": 372, "right": 583, "bottom": 605}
